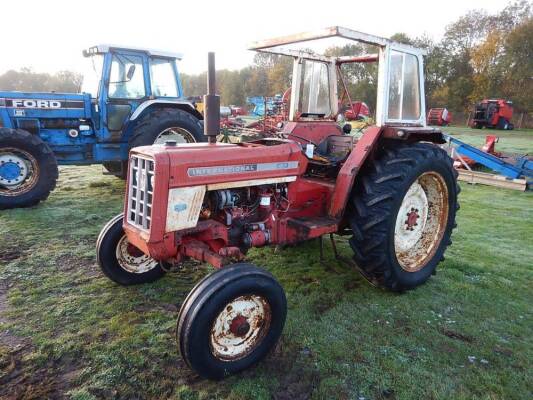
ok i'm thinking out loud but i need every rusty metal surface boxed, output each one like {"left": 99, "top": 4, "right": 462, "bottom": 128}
{"left": 328, "top": 126, "right": 382, "bottom": 218}
{"left": 248, "top": 26, "right": 427, "bottom": 56}
{"left": 382, "top": 126, "right": 445, "bottom": 143}
{"left": 394, "top": 172, "right": 449, "bottom": 272}
{"left": 210, "top": 295, "right": 272, "bottom": 361}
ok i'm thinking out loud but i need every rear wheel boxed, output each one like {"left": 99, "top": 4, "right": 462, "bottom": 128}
{"left": 348, "top": 142, "right": 459, "bottom": 291}
{"left": 96, "top": 214, "right": 165, "bottom": 285}
{"left": 102, "top": 161, "right": 128, "bottom": 179}
{"left": 177, "top": 263, "right": 286, "bottom": 379}
{"left": 497, "top": 117, "right": 510, "bottom": 130}
{"left": 130, "top": 108, "right": 205, "bottom": 148}
{"left": 106, "top": 108, "right": 205, "bottom": 179}
{"left": 0, "top": 128, "right": 58, "bottom": 209}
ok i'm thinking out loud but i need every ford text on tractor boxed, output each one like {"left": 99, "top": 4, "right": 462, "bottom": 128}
{"left": 0, "top": 45, "right": 204, "bottom": 209}
{"left": 97, "top": 27, "right": 459, "bottom": 379}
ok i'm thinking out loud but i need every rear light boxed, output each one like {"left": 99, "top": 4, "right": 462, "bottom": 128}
{"left": 127, "top": 155, "right": 154, "bottom": 230}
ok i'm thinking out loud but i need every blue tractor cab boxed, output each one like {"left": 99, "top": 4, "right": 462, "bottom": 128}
{"left": 0, "top": 45, "right": 205, "bottom": 209}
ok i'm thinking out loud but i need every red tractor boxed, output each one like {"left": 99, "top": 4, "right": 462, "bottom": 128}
{"left": 343, "top": 101, "right": 370, "bottom": 121}
{"left": 97, "top": 27, "right": 459, "bottom": 379}
{"left": 472, "top": 99, "right": 514, "bottom": 130}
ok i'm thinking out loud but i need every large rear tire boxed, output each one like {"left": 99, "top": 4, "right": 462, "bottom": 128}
{"left": 105, "top": 108, "right": 205, "bottom": 180}
{"left": 177, "top": 263, "right": 287, "bottom": 380}
{"left": 129, "top": 108, "right": 205, "bottom": 149}
{"left": 102, "top": 161, "right": 128, "bottom": 180}
{"left": 348, "top": 142, "right": 459, "bottom": 291}
{"left": 0, "top": 128, "right": 58, "bottom": 209}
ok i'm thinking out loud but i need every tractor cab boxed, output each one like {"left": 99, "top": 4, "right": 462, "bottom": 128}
{"left": 81, "top": 45, "right": 185, "bottom": 133}
{"left": 249, "top": 27, "right": 427, "bottom": 128}
{"left": 248, "top": 27, "right": 437, "bottom": 173}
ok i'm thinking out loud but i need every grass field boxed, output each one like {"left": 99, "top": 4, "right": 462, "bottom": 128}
{"left": 1, "top": 130, "right": 532, "bottom": 399}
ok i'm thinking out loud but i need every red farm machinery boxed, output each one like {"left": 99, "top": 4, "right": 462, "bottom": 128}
{"left": 471, "top": 99, "right": 514, "bottom": 130}
{"left": 96, "top": 27, "right": 459, "bottom": 379}
{"left": 427, "top": 108, "right": 452, "bottom": 126}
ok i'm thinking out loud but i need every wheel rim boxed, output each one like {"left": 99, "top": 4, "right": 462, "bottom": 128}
{"left": 115, "top": 235, "right": 159, "bottom": 274}
{"left": 154, "top": 127, "right": 195, "bottom": 144}
{"left": 394, "top": 172, "right": 449, "bottom": 272}
{"left": 210, "top": 295, "right": 272, "bottom": 361}
{"left": 0, "top": 148, "right": 39, "bottom": 196}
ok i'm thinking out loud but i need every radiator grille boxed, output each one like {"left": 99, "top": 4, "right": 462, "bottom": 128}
{"left": 127, "top": 155, "right": 154, "bottom": 230}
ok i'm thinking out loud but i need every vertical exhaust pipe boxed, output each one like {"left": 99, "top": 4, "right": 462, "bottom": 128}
{"left": 203, "top": 52, "right": 220, "bottom": 144}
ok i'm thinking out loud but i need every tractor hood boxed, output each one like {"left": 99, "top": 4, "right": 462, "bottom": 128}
{"left": 130, "top": 140, "right": 309, "bottom": 189}
{"left": 0, "top": 91, "right": 91, "bottom": 119}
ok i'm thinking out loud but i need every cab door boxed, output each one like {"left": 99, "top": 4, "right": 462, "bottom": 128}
{"left": 101, "top": 51, "right": 149, "bottom": 141}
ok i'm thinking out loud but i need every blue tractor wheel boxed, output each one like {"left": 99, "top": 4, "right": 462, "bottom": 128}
{"left": 0, "top": 128, "right": 58, "bottom": 209}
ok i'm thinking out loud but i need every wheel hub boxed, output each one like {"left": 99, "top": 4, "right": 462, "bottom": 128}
{"left": 0, "top": 154, "right": 28, "bottom": 186}
{"left": 395, "top": 181, "right": 428, "bottom": 252}
{"left": 210, "top": 295, "right": 271, "bottom": 361}
{"left": 405, "top": 208, "right": 420, "bottom": 231}
{"left": 394, "top": 172, "right": 449, "bottom": 272}
{"left": 229, "top": 315, "right": 251, "bottom": 337}
{"left": 115, "top": 235, "right": 159, "bottom": 274}
{"left": 155, "top": 127, "right": 195, "bottom": 144}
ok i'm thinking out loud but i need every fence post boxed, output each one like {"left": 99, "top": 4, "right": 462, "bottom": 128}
{"left": 517, "top": 113, "right": 524, "bottom": 129}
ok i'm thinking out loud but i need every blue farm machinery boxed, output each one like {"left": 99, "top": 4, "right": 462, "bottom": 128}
{"left": 0, "top": 45, "right": 205, "bottom": 209}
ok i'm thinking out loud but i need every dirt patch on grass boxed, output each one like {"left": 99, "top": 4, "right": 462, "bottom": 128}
{"left": 0, "top": 285, "right": 81, "bottom": 399}
{"left": 0, "top": 249, "right": 22, "bottom": 263}
{"left": 438, "top": 327, "right": 474, "bottom": 343}
{"left": 55, "top": 253, "right": 96, "bottom": 273}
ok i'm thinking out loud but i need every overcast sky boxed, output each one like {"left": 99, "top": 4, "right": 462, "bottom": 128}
{"left": 1, "top": 0, "right": 506, "bottom": 75}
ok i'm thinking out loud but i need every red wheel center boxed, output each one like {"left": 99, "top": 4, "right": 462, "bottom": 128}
{"left": 405, "top": 208, "right": 420, "bottom": 230}
{"left": 229, "top": 315, "right": 250, "bottom": 337}
{"left": 126, "top": 243, "right": 144, "bottom": 258}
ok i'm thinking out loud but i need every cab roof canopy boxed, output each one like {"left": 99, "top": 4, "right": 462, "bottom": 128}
{"left": 248, "top": 26, "right": 426, "bottom": 62}
{"left": 83, "top": 44, "right": 183, "bottom": 60}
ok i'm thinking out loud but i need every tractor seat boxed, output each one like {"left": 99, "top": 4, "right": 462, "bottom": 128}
{"left": 314, "top": 134, "right": 355, "bottom": 164}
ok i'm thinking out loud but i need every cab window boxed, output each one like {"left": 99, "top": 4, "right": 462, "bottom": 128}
{"left": 151, "top": 58, "right": 179, "bottom": 97}
{"left": 298, "top": 60, "right": 331, "bottom": 117}
{"left": 387, "top": 51, "right": 421, "bottom": 121}
{"left": 108, "top": 54, "right": 146, "bottom": 99}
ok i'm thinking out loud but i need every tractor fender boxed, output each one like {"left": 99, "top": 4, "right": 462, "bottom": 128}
{"left": 123, "top": 100, "right": 203, "bottom": 141}
{"left": 130, "top": 100, "right": 203, "bottom": 121}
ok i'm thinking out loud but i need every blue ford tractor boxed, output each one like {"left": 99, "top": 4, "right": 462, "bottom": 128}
{"left": 0, "top": 45, "right": 205, "bottom": 209}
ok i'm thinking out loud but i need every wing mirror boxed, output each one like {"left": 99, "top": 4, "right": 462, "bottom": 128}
{"left": 126, "top": 65, "right": 136, "bottom": 80}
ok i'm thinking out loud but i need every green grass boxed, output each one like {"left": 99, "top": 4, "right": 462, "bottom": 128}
{"left": 442, "top": 126, "right": 533, "bottom": 154}
{"left": 1, "top": 145, "right": 532, "bottom": 399}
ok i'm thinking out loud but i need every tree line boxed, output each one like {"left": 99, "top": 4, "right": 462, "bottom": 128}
{"left": 182, "top": 0, "right": 532, "bottom": 113}
{"left": 0, "top": 1, "right": 530, "bottom": 113}
{"left": 0, "top": 68, "right": 82, "bottom": 93}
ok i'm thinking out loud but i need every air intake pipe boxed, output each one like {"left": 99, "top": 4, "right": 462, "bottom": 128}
{"left": 203, "top": 52, "right": 220, "bottom": 143}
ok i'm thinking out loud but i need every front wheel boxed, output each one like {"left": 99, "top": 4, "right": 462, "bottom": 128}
{"left": 177, "top": 263, "right": 287, "bottom": 380}
{"left": 96, "top": 214, "right": 165, "bottom": 285}
{"left": 348, "top": 142, "right": 459, "bottom": 291}
{"left": 0, "top": 128, "right": 58, "bottom": 209}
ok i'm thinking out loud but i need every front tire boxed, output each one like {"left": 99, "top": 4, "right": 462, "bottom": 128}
{"left": 0, "top": 128, "right": 58, "bottom": 209}
{"left": 96, "top": 214, "right": 165, "bottom": 285}
{"left": 177, "top": 263, "right": 287, "bottom": 380}
{"left": 348, "top": 142, "right": 459, "bottom": 291}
